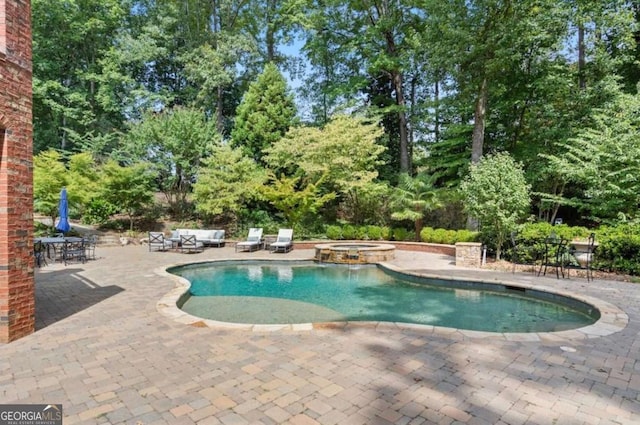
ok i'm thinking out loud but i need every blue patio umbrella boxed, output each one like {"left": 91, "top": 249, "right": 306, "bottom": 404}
{"left": 55, "top": 188, "right": 71, "bottom": 233}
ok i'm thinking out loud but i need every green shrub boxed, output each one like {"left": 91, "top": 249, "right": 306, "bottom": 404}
{"left": 421, "top": 227, "right": 478, "bottom": 244}
{"left": 326, "top": 225, "right": 343, "bottom": 240}
{"left": 82, "top": 199, "right": 117, "bottom": 225}
{"left": 594, "top": 224, "right": 640, "bottom": 275}
{"left": 420, "top": 227, "right": 435, "bottom": 242}
{"left": 430, "top": 228, "right": 449, "bottom": 244}
{"left": 392, "top": 227, "right": 413, "bottom": 241}
{"left": 443, "top": 229, "right": 458, "bottom": 244}
{"left": 366, "top": 225, "right": 383, "bottom": 240}
{"left": 342, "top": 225, "right": 358, "bottom": 240}
{"left": 381, "top": 226, "right": 391, "bottom": 240}
{"left": 355, "top": 225, "right": 369, "bottom": 240}
{"left": 455, "top": 229, "right": 479, "bottom": 243}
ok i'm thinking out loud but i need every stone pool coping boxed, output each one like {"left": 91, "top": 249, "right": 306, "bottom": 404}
{"left": 155, "top": 257, "right": 628, "bottom": 342}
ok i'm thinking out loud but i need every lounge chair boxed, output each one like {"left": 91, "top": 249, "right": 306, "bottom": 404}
{"left": 235, "top": 228, "right": 263, "bottom": 252}
{"left": 180, "top": 234, "right": 204, "bottom": 253}
{"left": 270, "top": 229, "right": 294, "bottom": 253}
{"left": 148, "top": 232, "right": 173, "bottom": 252}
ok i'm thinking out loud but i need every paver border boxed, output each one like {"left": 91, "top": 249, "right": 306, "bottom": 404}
{"left": 155, "top": 256, "right": 628, "bottom": 342}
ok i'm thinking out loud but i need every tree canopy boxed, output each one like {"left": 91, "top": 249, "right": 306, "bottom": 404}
{"left": 30, "top": 0, "right": 640, "bottom": 232}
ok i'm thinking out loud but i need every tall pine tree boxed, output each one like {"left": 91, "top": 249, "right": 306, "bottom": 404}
{"left": 231, "top": 63, "right": 297, "bottom": 163}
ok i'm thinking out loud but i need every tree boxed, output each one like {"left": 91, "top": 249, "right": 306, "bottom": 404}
{"left": 264, "top": 114, "right": 386, "bottom": 224}
{"left": 121, "top": 107, "right": 220, "bottom": 219}
{"left": 66, "top": 152, "right": 100, "bottom": 217}
{"left": 193, "top": 145, "right": 267, "bottom": 225}
{"left": 542, "top": 87, "right": 640, "bottom": 222}
{"left": 460, "top": 152, "right": 530, "bottom": 259}
{"left": 32, "top": 0, "right": 126, "bottom": 152}
{"left": 264, "top": 115, "right": 386, "bottom": 194}
{"left": 261, "top": 173, "right": 336, "bottom": 231}
{"left": 302, "top": 0, "right": 419, "bottom": 172}
{"left": 99, "top": 161, "right": 156, "bottom": 231}
{"left": 33, "top": 150, "right": 69, "bottom": 229}
{"left": 231, "top": 63, "right": 297, "bottom": 163}
{"left": 390, "top": 173, "right": 441, "bottom": 240}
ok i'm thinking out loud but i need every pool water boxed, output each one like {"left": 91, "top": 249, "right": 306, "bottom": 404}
{"left": 171, "top": 261, "right": 598, "bottom": 332}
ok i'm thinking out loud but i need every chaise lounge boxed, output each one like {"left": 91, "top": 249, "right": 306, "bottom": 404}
{"left": 235, "top": 228, "right": 263, "bottom": 252}
{"left": 270, "top": 229, "right": 294, "bottom": 253}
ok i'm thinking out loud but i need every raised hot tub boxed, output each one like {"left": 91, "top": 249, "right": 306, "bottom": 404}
{"left": 314, "top": 243, "right": 396, "bottom": 264}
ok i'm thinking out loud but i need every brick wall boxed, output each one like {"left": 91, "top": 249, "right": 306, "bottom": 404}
{"left": 0, "top": 0, "right": 34, "bottom": 342}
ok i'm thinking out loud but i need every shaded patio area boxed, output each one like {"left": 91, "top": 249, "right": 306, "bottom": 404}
{"left": 1, "top": 245, "right": 638, "bottom": 424}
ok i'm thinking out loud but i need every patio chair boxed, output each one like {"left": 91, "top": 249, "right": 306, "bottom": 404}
{"left": 235, "top": 228, "right": 263, "bottom": 252}
{"left": 34, "top": 240, "right": 47, "bottom": 268}
{"left": 84, "top": 235, "right": 98, "bottom": 260}
{"left": 148, "top": 232, "right": 173, "bottom": 252}
{"left": 62, "top": 239, "right": 87, "bottom": 265}
{"left": 270, "top": 229, "right": 294, "bottom": 253}
{"left": 565, "top": 233, "right": 597, "bottom": 282}
{"left": 180, "top": 234, "right": 204, "bottom": 253}
{"left": 538, "top": 233, "right": 569, "bottom": 279}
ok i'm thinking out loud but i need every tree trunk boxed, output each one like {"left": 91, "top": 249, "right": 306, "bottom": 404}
{"left": 467, "top": 76, "right": 488, "bottom": 231}
{"left": 392, "top": 70, "right": 410, "bottom": 173}
{"left": 471, "top": 76, "right": 488, "bottom": 165}
{"left": 434, "top": 78, "right": 440, "bottom": 142}
{"left": 265, "top": 0, "right": 276, "bottom": 62}
{"left": 578, "top": 24, "right": 586, "bottom": 89}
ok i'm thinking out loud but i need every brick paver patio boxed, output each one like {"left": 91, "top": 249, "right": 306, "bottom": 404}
{"left": 1, "top": 245, "right": 638, "bottom": 424}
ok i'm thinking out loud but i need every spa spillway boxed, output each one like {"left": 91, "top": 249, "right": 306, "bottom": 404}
{"left": 315, "top": 242, "right": 396, "bottom": 264}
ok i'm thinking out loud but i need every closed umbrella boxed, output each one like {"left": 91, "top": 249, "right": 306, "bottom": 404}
{"left": 55, "top": 188, "right": 71, "bottom": 234}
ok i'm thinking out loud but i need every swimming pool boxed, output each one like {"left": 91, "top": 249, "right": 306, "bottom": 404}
{"left": 168, "top": 260, "right": 599, "bottom": 333}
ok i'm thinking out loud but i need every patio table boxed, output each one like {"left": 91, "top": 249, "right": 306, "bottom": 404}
{"left": 35, "top": 237, "right": 83, "bottom": 262}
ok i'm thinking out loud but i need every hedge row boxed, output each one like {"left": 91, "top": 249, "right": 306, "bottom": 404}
{"left": 325, "top": 225, "right": 479, "bottom": 244}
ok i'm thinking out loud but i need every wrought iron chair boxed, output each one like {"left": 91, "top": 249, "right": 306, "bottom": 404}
{"left": 34, "top": 240, "right": 47, "bottom": 268}
{"left": 63, "top": 239, "right": 87, "bottom": 265}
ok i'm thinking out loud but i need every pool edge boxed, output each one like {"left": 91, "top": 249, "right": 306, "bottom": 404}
{"left": 155, "top": 257, "right": 628, "bottom": 341}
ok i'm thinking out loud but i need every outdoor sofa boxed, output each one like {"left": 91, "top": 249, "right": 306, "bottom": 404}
{"left": 171, "top": 229, "right": 226, "bottom": 247}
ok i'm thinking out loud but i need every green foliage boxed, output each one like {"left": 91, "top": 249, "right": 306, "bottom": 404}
{"left": 341, "top": 225, "right": 358, "bottom": 240}
{"left": 517, "top": 222, "right": 590, "bottom": 242}
{"left": 121, "top": 107, "right": 220, "bottom": 219}
{"left": 365, "top": 225, "right": 383, "bottom": 241}
{"left": 82, "top": 199, "right": 118, "bottom": 225}
{"left": 193, "top": 145, "right": 267, "bottom": 225}
{"left": 456, "top": 230, "right": 479, "bottom": 243}
{"left": 595, "top": 224, "right": 640, "bottom": 275}
{"left": 326, "top": 225, "right": 343, "bottom": 240}
{"left": 66, "top": 152, "right": 100, "bottom": 216}
{"left": 32, "top": 0, "right": 127, "bottom": 152}
{"left": 264, "top": 115, "right": 386, "bottom": 225}
{"left": 261, "top": 172, "right": 335, "bottom": 232}
{"left": 339, "top": 182, "right": 390, "bottom": 225}
{"left": 542, "top": 87, "right": 640, "bottom": 222}
{"left": 33, "top": 150, "right": 68, "bottom": 226}
{"left": 99, "top": 160, "right": 156, "bottom": 231}
{"left": 264, "top": 115, "right": 386, "bottom": 196}
{"left": 460, "top": 152, "right": 531, "bottom": 259}
{"left": 420, "top": 227, "right": 479, "bottom": 244}
{"left": 392, "top": 228, "right": 414, "bottom": 242}
{"left": 231, "top": 63, "right": 297, "bottom": 162}
{"left": 390, "top": 173, "right": 441, "bottom": 240}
